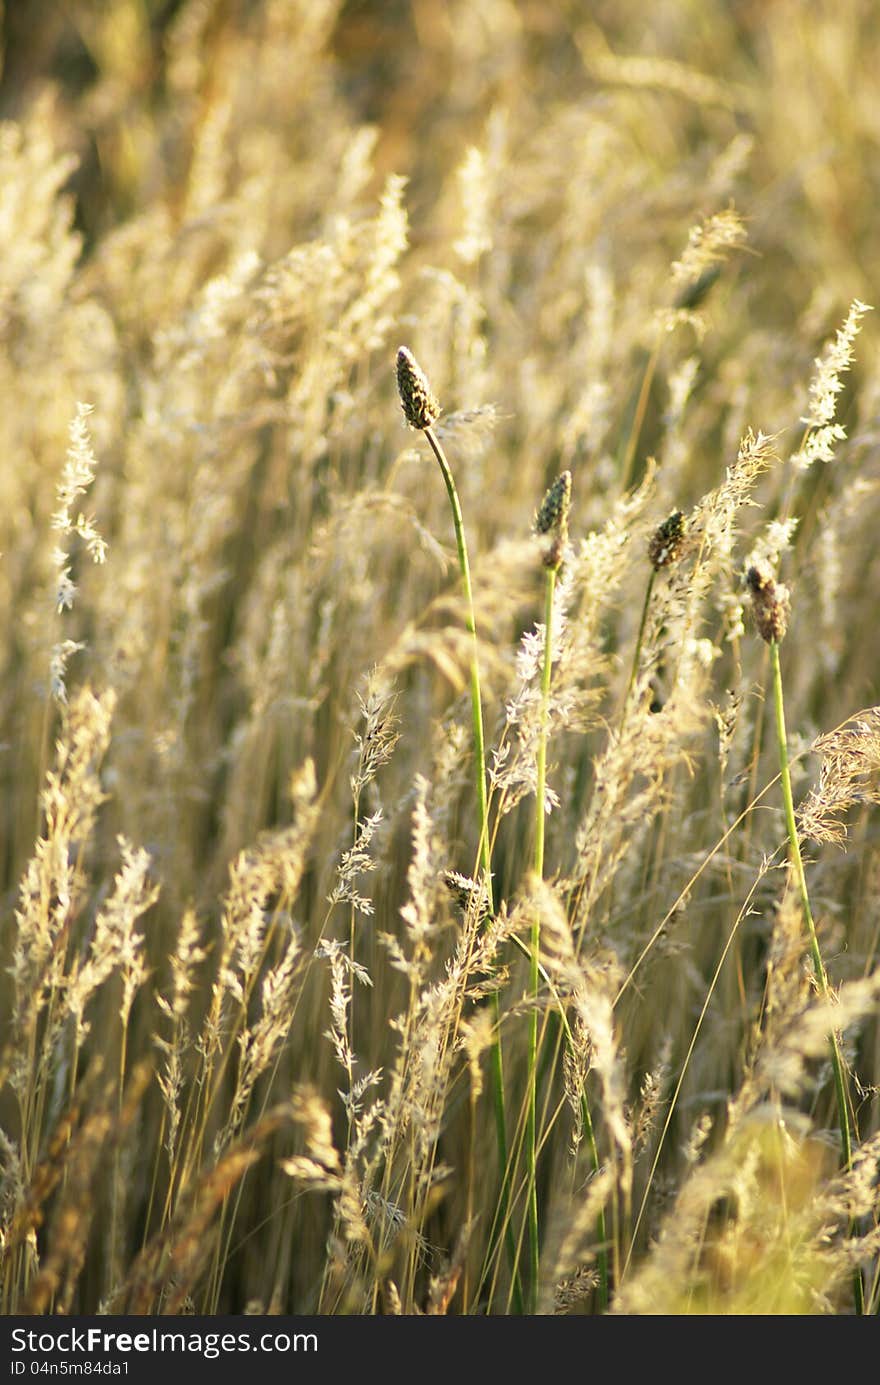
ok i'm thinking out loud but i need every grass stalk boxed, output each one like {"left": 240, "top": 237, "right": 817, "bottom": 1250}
{"left": 769, "top": 639, "right": 863, "bottom": 1315}
{"left": 422, "top": 421, "right": 522, "bottom": 1313}
{"left": 525, "top": 562, "right": 556, "bottom": 1311}
{"left": 623, "top": 569, "right": 655, "bottom": 714}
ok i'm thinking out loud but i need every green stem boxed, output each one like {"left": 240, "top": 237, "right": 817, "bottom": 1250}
{"left": 580, "top": 1091, "right": 609, "bottom": 1310}
{"left": 623, "top": 569, "right": 655, "bottom": 713}
{"left": 512, "top": 930, "right": 608, "bottom": 1310}
{"left": 525, "top": 565, "right": 609, "bottom": 1311}
{"left": 770, "top": 639, "right": 863, "bottom": 1315}
{"left": 425, "top": 428, "right": 491, "bottom": 871}
{"left": 567, "top": 568, "right": 654, "bottom": 942}
{"left": 534, "top": 569, "right": 556, "bottom": 883}
{"left": 525, "top": 565, "right": 556, "bottom": 1310}
{"left": 424, "top": 425, "right": 522, "bottom": 1313}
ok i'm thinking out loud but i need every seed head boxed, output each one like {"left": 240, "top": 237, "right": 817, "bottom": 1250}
{"left": 648, "top": 510, "right": 687, "bottom": 570}
{"left": 396, "top": 347, "right": 441, "bottom": 430}
{"left": 442, "top": 870, "right": 490, "bottom": 922}
{"left": 746, "top": 562, "right": 790, "bottom": 643}
{"left": 535, "top": 470, "right": 572, "bottom": 570}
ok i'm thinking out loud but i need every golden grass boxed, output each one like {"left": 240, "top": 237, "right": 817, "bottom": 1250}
{"left": 0, "top": 0, "right": 878, "bottom": 1315}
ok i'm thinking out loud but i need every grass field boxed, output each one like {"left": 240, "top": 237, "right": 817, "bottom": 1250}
{"left": 1, "top": 0, "right": 879, "bottom": 1315}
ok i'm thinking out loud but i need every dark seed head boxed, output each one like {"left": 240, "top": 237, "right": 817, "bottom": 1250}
{"left": 396, "top": 347, "right": 441, "bottom": 430}
{"left": 648, "top": 510, "right": 687, "bottom": 570}
{"left": 746, "top": 562, "right": 790, "bottom": 643}
{"left": 535, "top": 471, "right": 572, "bottom": 570}
{"left": 535, "top": 471, "right": 572, "bottom": 536}
{"left": 442, "top": 869, "right": 490, "bottom": 921}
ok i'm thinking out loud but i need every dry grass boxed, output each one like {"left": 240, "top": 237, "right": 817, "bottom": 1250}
{"left": 0, "top": 0, "right": 879, "bottom": 1315}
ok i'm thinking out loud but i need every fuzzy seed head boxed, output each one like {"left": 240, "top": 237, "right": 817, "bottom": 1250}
{"left": 648, "top": 510, "right": 687, "bottom": 570}
{"left": 396, "top": 347, "right": 441, "bottom": 430}
{"left": 746, "top": 562, "right": 790, "bottom": 643}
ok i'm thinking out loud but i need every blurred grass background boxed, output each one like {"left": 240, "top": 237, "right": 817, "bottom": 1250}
{"left": 0, "top": 0, "right": 877, "bottom": 1315}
